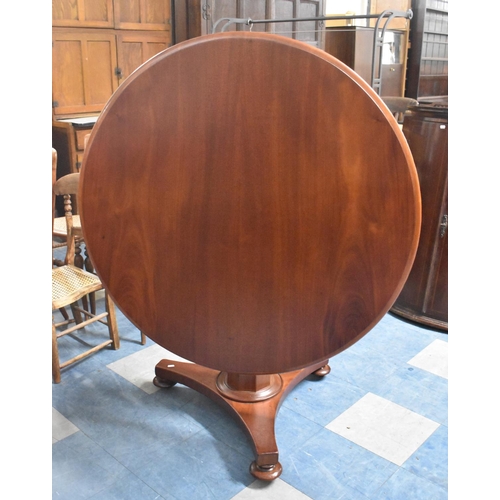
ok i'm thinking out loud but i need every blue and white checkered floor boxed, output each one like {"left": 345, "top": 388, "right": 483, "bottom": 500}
{"left": 52, "top": 300, "right": 447, "bottom": 499}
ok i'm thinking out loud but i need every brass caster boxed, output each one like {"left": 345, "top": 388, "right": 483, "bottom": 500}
{"left": 313, "top": 364, "right": 331, "bottom": 377}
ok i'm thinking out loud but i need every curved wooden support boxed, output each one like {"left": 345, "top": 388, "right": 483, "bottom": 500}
{"left": 154, "top": 358, "right": 330, "bottom": 480}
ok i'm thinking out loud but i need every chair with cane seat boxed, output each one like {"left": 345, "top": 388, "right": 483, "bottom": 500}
{"left": 52, "top": 164, "right": 120, "bottom": 383}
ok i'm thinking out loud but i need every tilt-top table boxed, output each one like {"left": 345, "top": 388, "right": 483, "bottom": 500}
{"left": 79, "top": 32, "right": 421, "bottom": 481}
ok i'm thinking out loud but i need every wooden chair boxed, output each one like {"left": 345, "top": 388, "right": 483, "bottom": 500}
{"left": 52, "top": 153, "right": 120, "bottom": 383}
{"left": 52, "top": 147, "right": 92, "bottom": 310}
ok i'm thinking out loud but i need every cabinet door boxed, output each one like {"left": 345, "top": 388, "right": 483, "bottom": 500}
{"left": 423, "top": 182, "right": 448, "bottom": 323}
{"left": 52, "top": 30, "right": 119, "bottom": 116}
{"left": 116, "top": 32, "right": 171, "bottom": 82}
{"left": 52, "top": 0, "right": 114, "bottom": 28}
{"left": 114, "top": 0, "right": 172, "bottom": 30}
{"left": 391, "top": 110, "right": 448, "bottom": 329}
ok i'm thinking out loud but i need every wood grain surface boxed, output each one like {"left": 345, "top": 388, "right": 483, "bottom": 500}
{"left": 79, "top": 32, "right": 421, "bottom": 374}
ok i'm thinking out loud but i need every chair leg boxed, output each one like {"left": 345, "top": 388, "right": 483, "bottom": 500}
{"left": 52, "top": 320, "right": 61, "bottom": 384}
{"left": 84, "top": 247, "right": 97, "bottom": 315}
{"left": 59, "top": 307, "right": 70, "bottom": 321}
{"left": 105, "top": 292, "right": 120, "bottom": 350}
{"left": 140, "top": 331, "right": 147, "bottom": 345}
{"left": 70, "top": 301, "right": 84, "bottom": 324}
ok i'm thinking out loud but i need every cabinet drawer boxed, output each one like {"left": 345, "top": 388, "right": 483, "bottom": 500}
{"left": 75, "top": 129, "right": 92, "bottom": 150}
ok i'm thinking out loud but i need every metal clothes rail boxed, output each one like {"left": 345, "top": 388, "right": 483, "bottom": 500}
{"left": 212, "top": 10, "right": 413, "bottom": 95}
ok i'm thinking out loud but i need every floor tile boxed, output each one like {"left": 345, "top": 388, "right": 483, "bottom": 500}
{"left": 52, "top": 308, "right": 448, "bottom": 499}
{"left": 281, "top": 428, "right": 397, "bottom": 499}
{"left": 126, "top": 427, "right": 253, "bottom": 500}
{"left": 408, "top": 339, "right": 448, "bottom": 379}
{"left": 375, "top": 365, "right": 448, "bottom": 425}
{"left": 230, "top": 478, "right": 313, "bottom": 499}
{"left": 373, "top": 467, "right": 447, "bottom": 499}
{"left": 282, "top": 372, "right": 367, "bottom": 426}
{"left": 106, "top": 343, "right": 192, "bottom": 394}
{"left": 403, "top": 424, "right": 448, "bottom": 490}
{"left": 325, "top": 393, "right": 440, "bottom": 466}
{"left": 53, "top": 407, "right": 79, "bottom": 443}
{"left": 52, "top": 432, "right": 132, "bottom": 499}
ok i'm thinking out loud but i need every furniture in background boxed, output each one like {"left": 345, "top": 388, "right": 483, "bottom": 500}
{"left": 173, "top": 0, "right": 325, "bottom": 47}
{"left": 52, "top": 1, "right": 173, "bottom": 207}
{"left": 323, "top": 25, "right": 409, "bottom": 97}
{"left": 52, "top": 117, "right": 97, "bottom": 176}
{"left": 52, "top": 164, "right": 95, "bottom": 313}
{"left": 79, "top": 33, "right": 420, "bottom": 480}
{"left": 391, "top": 98, "right": 448, "bottom": 330}
{"left": 52, "top": 0, "right": 172, "bottom": 118}
{"left": 405, "top": 0, "right": 448, "bottom": 100}
{"left": 52, "top": 159, "right": 120, "bottom": 384}
{"left": 382, "top": 96, "right": 419, "bottom": 124}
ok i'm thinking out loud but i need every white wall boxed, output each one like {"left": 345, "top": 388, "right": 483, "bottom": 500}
{"left": 325, "top": 0, "right": 368, "bottom": 15}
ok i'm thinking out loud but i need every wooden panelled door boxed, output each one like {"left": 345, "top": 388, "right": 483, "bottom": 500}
{"left": 52, "top": 0, "right": 171, "bottom": 117}
{"left": 52, "top": 30, "right": 119, "bottom": 116}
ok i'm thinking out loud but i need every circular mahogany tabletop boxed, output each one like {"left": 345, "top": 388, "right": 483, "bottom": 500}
{"left": 80, "top": 32, "right": 421, "bottom": 375}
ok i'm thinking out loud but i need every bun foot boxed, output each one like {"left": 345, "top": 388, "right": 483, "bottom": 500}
{"left": 313, "top": 364, "right": 331, "bottom": 377}
{"left": 153, "top": 376, "right": 178, "bottom": 388}
{"left": 250, "top": 461, "right": 283, "bottom": 481}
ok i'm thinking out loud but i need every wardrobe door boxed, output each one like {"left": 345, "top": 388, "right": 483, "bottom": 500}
{"left": 52, "top": 29, "right": 119, "bottom": 116}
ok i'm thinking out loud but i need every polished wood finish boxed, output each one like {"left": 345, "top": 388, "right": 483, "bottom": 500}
{"left": 80, "top": 32, "right": 421, "bottom": 478}
{"left": 391, "top": 102, "right": 448, "bottom": 330}
{"left": 154, "top": 357, "right": 329, "bottom": 480}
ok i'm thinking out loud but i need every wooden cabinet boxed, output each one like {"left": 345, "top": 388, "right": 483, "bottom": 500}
{"left": 52, "top": 30, "right": 119, "bottom": 116}
{"left": 52, "top": 0, "right": 115, "bottom": 28}
{"left": 324, "top": 26, "right": 409, "bottom": 97}
{"left": 391, "top": 101, "right": 448, "bottom": 330}
{"left": 52, "top": 118, "right": 97, "bottom": 176}
{"left": 52, "top": 0, "right": 171, "bottom": 184}
{"left": 52, "top": 0, "right": 171, "bottom": 118}
{"left": 405, "top": 0, "right": 448, "bottom": 99}
{"left": 116, "top": 31, "right": 171, "bottom": 80}
{"left": 114, "top": 0, "right": 171, "bottom": 30}
{"left": 368, "top": 0, "right": 412, "bottom": 29}
{"left": 52, "top": 0, "right": 170, "bottom": 30}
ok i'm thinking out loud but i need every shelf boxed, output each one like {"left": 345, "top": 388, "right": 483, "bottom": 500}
{"left": 421, "top": 57, "right": 448, "bottom": 62}
{"left": 423, "top": 30, "right": 448, "bottom": 36}
{"left": 426, "top": 7, "right": 448, "bottom": 14}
